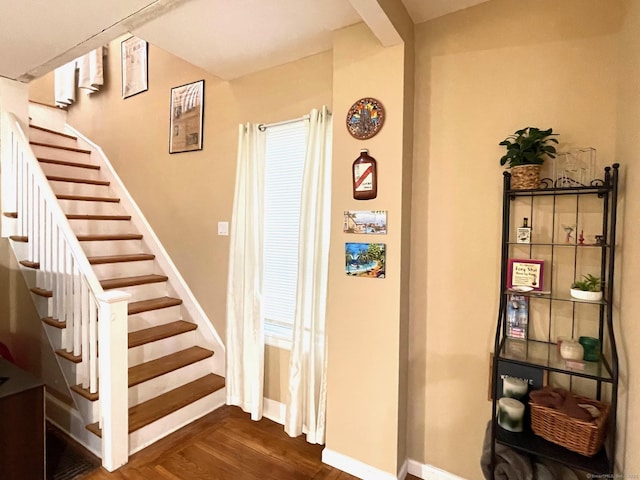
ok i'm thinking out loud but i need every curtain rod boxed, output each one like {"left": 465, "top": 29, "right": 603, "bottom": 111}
{"left": 258, "top": 114, "right": 310, "bottom": 132}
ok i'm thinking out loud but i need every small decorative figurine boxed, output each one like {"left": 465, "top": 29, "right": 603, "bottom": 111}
{"left": 562, "top": 224, "right": 576, "bottom": 244}
{"left": 578, "top": 230, "right": 585, "bottom": 245}
{"left": 595, "top": 235, "right": 604, "bottom": 246}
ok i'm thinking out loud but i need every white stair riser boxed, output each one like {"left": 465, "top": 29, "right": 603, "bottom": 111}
{"left": 128, "top": 357, "right": 213, "bottom": 407}
{"left": 38, "top": 162, "right": 103, "bottom": 181}
{"left": 28, "top": 105, "right": 67, "bottom": 131}
{"left": 29, "top": 129, "right": 78, "bottom": 149}
{"left": 128, "top": 330, "right": 197, "bottom": 365}
{"left": 91, "top": 259, "right": 156, "bottom": 279}
{"left": 80, "top": 239, "right": 144, "bottom": 257}
{"left": 67, "top": 219, "right": 135, "bottom": 236}
{"left": 128, "top": 387, "right": 225, "bottom": 455}
{"left": 71, "top": 392, "right": 101, "bottom": 423}
{"left": 57, "top": 355, "right": 81, "bottom": 385}
{"left": 30, "top": 144, "right": 94, "bottom": 164}
{"left": 42, "top": 322, "right": 66, "bottom": 350}
{"left": 58, "top": 199, "right": 124, "bottom": 216}
{"left": 49, "top": 180, "right": 112, "bottom": 197}
{"left": 32, "top": 294, "right": 51, "bottom": 316}
{"left": 105, "top": 281, "right": 168, "bottom": 303}
{"left": 127, "top": 304, "right": 183, "bottom": 331}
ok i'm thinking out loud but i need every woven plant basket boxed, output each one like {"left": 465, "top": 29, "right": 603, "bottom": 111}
{"left": 510, "top": 164, "right": 541, "bottom": 189}
{"left": 530, "top": 395, "right": 609, "bottom": 456}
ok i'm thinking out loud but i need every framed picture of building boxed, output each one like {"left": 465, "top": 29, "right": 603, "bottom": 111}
{"left": 121, "top": 36, "right": 148, "bottom": 99}
{"left": 169, "top": 80, "right": 204, "bottom": 154}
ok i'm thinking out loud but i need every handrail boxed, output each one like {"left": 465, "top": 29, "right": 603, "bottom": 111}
{"left": 1, "top": 110, "right": 129, "bottom": 469}
{"left": 2, "top": 110, "right": 104, "bottom": 393}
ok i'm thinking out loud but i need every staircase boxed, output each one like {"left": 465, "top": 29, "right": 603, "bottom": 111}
{"left": 1, "top": 104, "right": 225, "bottom": 468}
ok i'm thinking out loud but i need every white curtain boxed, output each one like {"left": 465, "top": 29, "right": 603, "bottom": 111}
{"left": 226, "top": 123, "right": 266, "bottom": 421}
{"left": 285, "top": 106, "right": 332, "bottom": 444}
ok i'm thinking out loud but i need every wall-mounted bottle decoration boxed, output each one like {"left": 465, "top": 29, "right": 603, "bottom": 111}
{"left": 352, "top": 149, "right": 377, "bottom": 200}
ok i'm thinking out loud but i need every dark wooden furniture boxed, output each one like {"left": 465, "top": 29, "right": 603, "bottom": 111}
{"left": 0, "top": 358, "right": 45, "bottom": 479}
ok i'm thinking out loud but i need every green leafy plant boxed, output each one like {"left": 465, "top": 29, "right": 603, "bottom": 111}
{"left": 572, "top": 274, "right": 602, "bottom": 292}
{"left": 499, "top": 127, "right": 559, "bottom": 168}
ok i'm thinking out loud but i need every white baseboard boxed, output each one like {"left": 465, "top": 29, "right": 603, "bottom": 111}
{"left": 407, "top": 459, "right": 467, "bottom": 480}
{"left": 322, "top": 448, "right": 400, "bottom": 480}
{"left": 263, "top": 397, "right": 286, "bottom": 425}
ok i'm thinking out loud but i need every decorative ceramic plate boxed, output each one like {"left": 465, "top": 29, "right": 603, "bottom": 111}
{"left": 346, "top": 97, "right": 385, "bottom": 139}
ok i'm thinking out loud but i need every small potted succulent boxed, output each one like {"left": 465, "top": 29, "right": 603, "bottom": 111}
{"left": 570, "top": 274, "right": 602, "bottom": 301}
{"left": 499, "top": 127, "right": 559, "bottom": 189}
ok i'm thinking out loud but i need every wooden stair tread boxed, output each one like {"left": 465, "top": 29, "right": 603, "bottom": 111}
{"left": 71, "top": 384, "right": 99, "bottom": 401}
{"left": 3, "top": 212, "right": 18, "bottom": 218}
{"left": 30, "top": 124, "right": 77, "bottom": 140}
{"left": 128, "top": 296, "right": 182, "bottom": 315}
{"left": 56, "top": 349, "right": 81, "bottom": 363}
{"left": 101, "top": 274, "right": 168, "bottom": 290}
{"left": 86, "top": 374, "right": 225, "bottom": 436}
{"left": 77, "top": 233, "right": 142, "bottom": 241}
{"left": 19, "top": 260, "right": 39, "bottom": 269}
{"left": 9, "top": 235, "right": 28, "bottom": 242}
{"left": 88, "top": 253, "right": 155, "bottom": 265}
{"left": 31, "top": 286, "right": 52, "bottom": 297}
{"left": 128, "top": 320, "right": 197, "bottom": 348}
{"left": 30, "top": 140, "right": 91, "bottom": 154}
{"left": 67, "top": 214, "right": 131, "bottom": 221}
{"left": 38, "top": 157, "right": 100, "bottom": 170}
{"left": 42, "top": 317, "right": 66, "bottom": 329}
{"left": 46, "top": 175, "right": 110, "bottom": 186}
{"left": 57, "top": 194, "right": 120, "bottom": 203}
{"left": 128, "top": 346, "right": 213, "bottom": 387}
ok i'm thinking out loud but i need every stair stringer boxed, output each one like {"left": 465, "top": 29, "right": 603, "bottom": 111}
{"left": 65, "top": 124, "right": 226, "bottom": 378}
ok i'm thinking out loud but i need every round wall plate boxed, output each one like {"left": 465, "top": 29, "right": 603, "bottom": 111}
{"left": 346, "top": 97, "right": 385, "bottom": 139}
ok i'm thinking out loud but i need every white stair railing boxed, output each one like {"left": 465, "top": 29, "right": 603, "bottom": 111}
{"left": 0, "top": 110, "right": 128, "bottom": 470}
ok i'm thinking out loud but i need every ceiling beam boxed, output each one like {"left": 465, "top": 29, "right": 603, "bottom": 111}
{"left": 348, "top": 0, "right": 413, "bottom": 46}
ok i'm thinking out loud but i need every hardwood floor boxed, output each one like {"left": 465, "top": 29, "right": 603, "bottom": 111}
{"left": 84, "top": 405, "right": 420, "bottom": 480}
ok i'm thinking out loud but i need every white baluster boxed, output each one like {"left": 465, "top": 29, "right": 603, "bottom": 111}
{"left": 80, "top": 279, "right": 89, "bottom": 389}
{"left": 89, "top": 294, "right": 98, "bottom": 394}
{"left": 73, "top": 262, "right": 81, "bottom": 357}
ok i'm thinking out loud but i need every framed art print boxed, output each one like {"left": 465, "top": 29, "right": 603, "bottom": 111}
{"left": 507, "top": 258, "right": 544, "bottom": 291}
{"left": 169, "top": 80, "right": 204, "bottom": 154}
{"left": 121, "top": 36, "right": 148, "bottom": 99}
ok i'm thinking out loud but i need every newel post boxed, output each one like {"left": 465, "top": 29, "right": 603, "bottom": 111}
{"left": 96, "top": 290, "right": 131, "bottom": 471}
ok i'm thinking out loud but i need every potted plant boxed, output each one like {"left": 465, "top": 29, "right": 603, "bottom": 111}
{"left": 570, "top": 274, "right": 602, "bottom": 301}
{"left": 499, "top": 127, "right": 559, "bottom": 189}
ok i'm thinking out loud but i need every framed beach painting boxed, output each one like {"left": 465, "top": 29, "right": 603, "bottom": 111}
{"left": 345, "top": 242, "right": 386, "bottom": 278}
{"left": 169, "top": 79, "right": 204, "bottom": 154}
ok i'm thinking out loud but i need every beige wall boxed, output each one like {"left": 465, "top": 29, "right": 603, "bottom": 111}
{"left": 409, "top": 0, "right": 625, "bottom": 478}
{"left": 615, "top": 0, "right": 640, "bottom": 473}
{"left": 326, "top": 22, "right": 410, "bottom": 475}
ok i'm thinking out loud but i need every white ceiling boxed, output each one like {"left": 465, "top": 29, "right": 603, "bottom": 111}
{"left": 0, "top": 0, "right": 490, "bottom": 83}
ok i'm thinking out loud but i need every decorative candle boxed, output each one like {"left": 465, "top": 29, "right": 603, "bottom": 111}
{"left": 502, "top": 376, "right": 528, "bottom": 400}
{"left": 560, "top": 339, "right": 584, "bottom": 361}
{"left": 498, "top": 397, "right": 525, "bottom": 432}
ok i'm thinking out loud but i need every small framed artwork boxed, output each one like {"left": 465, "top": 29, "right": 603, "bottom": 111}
{"left": 343, "top": 210, "right": 387, "bottom": 234}
{"left": 507, "top": 258, "right": 544, "bottom": 291}
{"left": 169, "top": 80, "right": 204, "bottom": 154}
{"left": 345, "top": 242, "right": 385, "bottom": 278}
{"left": 121, "top": 36, "right": 148, "bottom": 99}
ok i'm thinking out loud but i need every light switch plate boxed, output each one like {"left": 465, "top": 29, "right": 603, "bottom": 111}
{"left": 218, "top": 221, "right": 229, "bottom": 236}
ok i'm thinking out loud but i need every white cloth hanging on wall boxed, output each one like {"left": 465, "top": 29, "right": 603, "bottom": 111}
{"left": 78, "top": 47, "right": 104, "bottom": 95}
{"left": 54, "top": 47, "right": 105, "bottom": 107}
{"left": 54, "top": 60, "right": 76, "bottom": 107}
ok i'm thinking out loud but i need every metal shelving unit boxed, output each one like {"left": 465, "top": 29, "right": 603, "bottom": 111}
{"left": 489, "top": 164, "right": 620, "bottom": 478}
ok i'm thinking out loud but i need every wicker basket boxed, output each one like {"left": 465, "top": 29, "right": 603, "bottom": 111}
{"left": 530, "top": 395, "right": 609, "bottom": 456}
{"left": 510, "top": 164, "right": 541, "bottom": 189}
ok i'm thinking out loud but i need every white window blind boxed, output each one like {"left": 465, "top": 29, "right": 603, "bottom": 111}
{"left": 263, "top": 120, "right": 308, "bottom": 347}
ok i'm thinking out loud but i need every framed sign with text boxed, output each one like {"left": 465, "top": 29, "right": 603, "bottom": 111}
{"left": 507, "top": 258, "right": 544, "bottom": 291}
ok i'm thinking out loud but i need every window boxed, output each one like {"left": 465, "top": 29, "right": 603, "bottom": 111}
{"left": 262, "top": 120, "right": 308, "bottom": 348}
